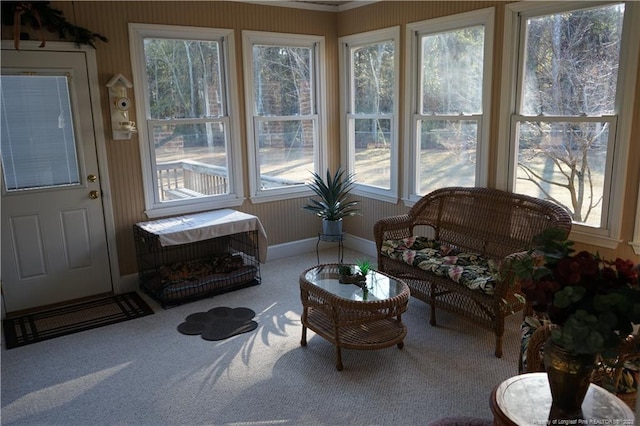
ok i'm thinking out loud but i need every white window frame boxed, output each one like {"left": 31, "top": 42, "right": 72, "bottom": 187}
{"left": 129, "top": 23, "right": 244, "bottom": 218}
{"left": 633, "top": 190, "right": 640, "bottom": 255}
{"left": 339, "top": 26, "right": 400, "bottom": 203}
{"left": 403, "top": 8, "right": 494, "bottom": 205}
{"left": 497, "top": 1, "right": 640, "bottom": 249}
{"left": 242, "top": 31, "right": 327, "bottom": 203}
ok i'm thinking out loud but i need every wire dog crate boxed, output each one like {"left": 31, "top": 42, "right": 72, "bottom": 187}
{"left": 134, "top": 223, "right": 261, "bottom": 308}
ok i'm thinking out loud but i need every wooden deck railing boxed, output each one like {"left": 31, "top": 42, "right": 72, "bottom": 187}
{"left": 157, "top": 160, "right": 228, "bottom": 200}
{"left": 157, "top": 160, "right": 303, "bottom": 200}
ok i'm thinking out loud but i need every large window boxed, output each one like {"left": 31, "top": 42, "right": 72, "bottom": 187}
{"left": 499, "top": 2, "right": 639, "bottom": 247}
{"left": 243, "top": 31, "right": 326, "bottom": 202}
{"left": 129, "top": 24, "right": 243, "bottom": 217}
{"left": 340, "top": 27, "right": 399, "bottom": 202}
{"left": 405, "top": 9, "right": 494, "bottom": 202}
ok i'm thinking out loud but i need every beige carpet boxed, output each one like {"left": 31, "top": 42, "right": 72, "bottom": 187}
{"left": 1, "top": 248, "right": 522, "bottom": 425}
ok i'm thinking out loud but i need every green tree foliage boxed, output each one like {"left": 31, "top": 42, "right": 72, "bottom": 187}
{"left": 352, "top": 41, "right": 394, "bottom": 148}
{"left": 253, "top": 45, "right": 312, "bottom": 148}
{"left": 144, "top": 39, "right": 223, "bottom": 147}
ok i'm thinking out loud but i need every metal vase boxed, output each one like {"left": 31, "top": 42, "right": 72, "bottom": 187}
{"left": 543, "top": 339, "right": 596, "bottom": 419}
{"left": 322, "top": 218, "right": 343, "bottom": 237}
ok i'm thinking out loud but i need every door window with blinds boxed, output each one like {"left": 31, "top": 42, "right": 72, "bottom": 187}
{"left": 1, "top": 74, "right": 80, "bottom": 192}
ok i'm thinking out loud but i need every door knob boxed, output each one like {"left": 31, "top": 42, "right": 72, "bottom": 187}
{"left": 87, "top": 174, "right": 97, "bottom": 182}
{"left": 89, "top": 190, "right": 99, "bottom": 199}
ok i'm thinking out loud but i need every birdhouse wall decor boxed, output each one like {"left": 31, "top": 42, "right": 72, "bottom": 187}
{"left": 106, "top": 73, "right": 136, "bottom": 140}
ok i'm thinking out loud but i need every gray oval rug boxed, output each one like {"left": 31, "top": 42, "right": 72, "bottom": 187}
{"left": 177, "top": 306, "right": 257, "bottom": 341}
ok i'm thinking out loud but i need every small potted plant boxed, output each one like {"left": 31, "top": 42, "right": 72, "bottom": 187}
{"left": 303, "top": 167, "right": 360, "bottom": 236}
{"left": 337, "top": 259, "right": 373, "bottom": 286}
{"left": 355, "top": 258, "right": 371, "bottom": 277}
{"left": 338, "top": 263, "right": 366, "bottom": 285}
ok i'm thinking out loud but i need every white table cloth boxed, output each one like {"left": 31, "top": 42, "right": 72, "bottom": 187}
{"left": 136, "top": 209, "right": 268, "bottom": 262}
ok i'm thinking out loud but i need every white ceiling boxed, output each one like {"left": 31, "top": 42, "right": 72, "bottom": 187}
{"left": 241, "top": 0, "right": 377, "bottom": 12}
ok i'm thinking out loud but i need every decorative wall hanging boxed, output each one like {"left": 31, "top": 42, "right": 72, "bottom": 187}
{"left": 1, "top": 1, "right": 107, "bottom": 51}
{"left": 106, "top": 74, "right": 137, "bottom": 140}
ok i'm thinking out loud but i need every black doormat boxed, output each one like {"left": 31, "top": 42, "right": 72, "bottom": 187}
{"left": 2, "top": 292, "right": 154, "bottom": 349}
{"left": 177, "top": 307, "right": 257, "bottom": 341}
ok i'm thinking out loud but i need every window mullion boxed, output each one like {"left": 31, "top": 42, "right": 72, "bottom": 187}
{"left": 347, "top": 113, "right": 393, "bottom": 120}
{"left": 147, "top": 117, "right": 224, "bottom": 125}
{"left": 416, "top": 114, "right": 483, "bottom": 121}
{"left": 254, "top": 115, "right": 317, "bottom": 122}
{"left": 513, "top": 114, "right": 617, "bottom": 123}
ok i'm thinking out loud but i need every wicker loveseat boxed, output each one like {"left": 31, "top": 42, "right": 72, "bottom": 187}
{"left": 373, "top": 187, "right": 572, "bottom": 357}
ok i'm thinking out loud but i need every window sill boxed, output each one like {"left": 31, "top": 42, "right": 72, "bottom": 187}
{"left": 145, "top": 197, "right": 244, "bottom": 219}
{"left": 249, "top": 188, "right": 308, "bottom": 204}
{"left": 353, "top": 186, "right": 397, "bottom": 205}
{"left": 568, "top": 228, "right": 621, "bottom": 251}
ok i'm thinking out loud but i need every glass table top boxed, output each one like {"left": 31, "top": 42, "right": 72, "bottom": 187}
{"left": 302, "top": 264, "right": 406, "bottom": 302}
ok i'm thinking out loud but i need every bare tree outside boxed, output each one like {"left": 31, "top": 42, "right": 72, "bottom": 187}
{"left": 515, "top": 4, "right": 624, "bottom": 226}
{"left": 137, "top": 5, "right": 626, "bottom": 213}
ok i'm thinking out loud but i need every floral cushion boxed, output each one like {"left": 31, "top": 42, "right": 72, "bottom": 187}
{"left": 519, "top": 314, "right": 549, "bottom": 373}
{"left": 381, "top": 236, "right": 498, "bottom": 296}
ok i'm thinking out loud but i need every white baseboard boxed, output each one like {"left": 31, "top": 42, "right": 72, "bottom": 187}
{"left": 266, "top": 237, "right": 319, "bottom": 262}
{"left": 117, "top": 234, "right": 378, "bottom": 295}
{"left": 343, "top": 234, "right": 377, "bottom": 258}
{"left": 116, "top": 273, "right": 140, "bottom": 294}
{"left": 266, "top": 233, "right": 376, "bottom": 261}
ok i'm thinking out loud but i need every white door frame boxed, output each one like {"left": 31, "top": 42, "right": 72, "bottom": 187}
{"left": 0, "top": 40, "right": 121, "bottom": 317}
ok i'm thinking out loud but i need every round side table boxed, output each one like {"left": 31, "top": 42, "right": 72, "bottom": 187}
{"left": 490, "top": 373, "right": 634, "bottom": 426}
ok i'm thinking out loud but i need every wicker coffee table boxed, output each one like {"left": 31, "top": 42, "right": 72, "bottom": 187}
{"left": 299, "top": 264, "right": 410, "bottom": 370}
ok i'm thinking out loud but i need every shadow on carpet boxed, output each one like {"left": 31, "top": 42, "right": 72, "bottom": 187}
{"left": 428, "top": 417, "right": 492, "bottom": 426}
{"left": 2, "top": 292, "right": 154, "bottom": 349}
{"left": 177, "top": 306, "right": 257, "bottom": 340}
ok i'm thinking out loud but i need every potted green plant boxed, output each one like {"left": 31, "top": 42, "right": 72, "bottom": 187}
{"left": 355, "top": 258, "right": 371, "bottom": 277}
{"left": 504, "top": 228, "right": 640, "bottom": 415}
{"left": 338, "top": 264, "right": 364, "bottom": 284}
{"left": 303, "top": 167, "right": 360, "bottom": 236}
{"left": 337, "top": 262, "right": 371, "bottom": 285}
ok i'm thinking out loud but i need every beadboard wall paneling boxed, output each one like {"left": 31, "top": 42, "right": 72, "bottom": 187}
{"left": 2, "top": 1, "right": 638, "bottom": 276}
{"left": 58, "top": 1, "right": 340, "bottom": 274}
{"left": 336, "top": 0, "right": 639, "bottom": 263}
{"left": 241, "top": 198, "right": 320, "bottom": 246}
{"left": 335, "top": 1, "right": 506, "bottom": 251}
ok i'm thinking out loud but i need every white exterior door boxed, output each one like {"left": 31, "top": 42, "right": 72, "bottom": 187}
{"left": 1, "top": 46, "right": 113, "bottom": 313}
